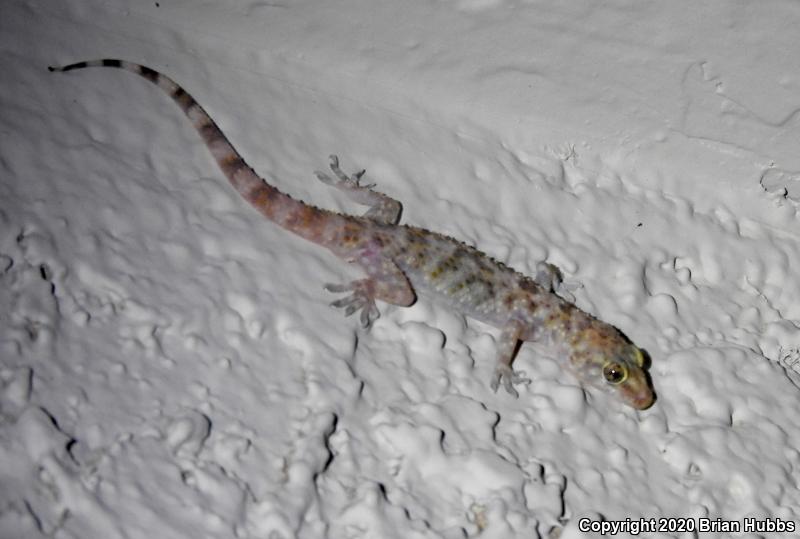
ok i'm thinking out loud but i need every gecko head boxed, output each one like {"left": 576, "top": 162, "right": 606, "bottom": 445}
{"left": 568, "top": 325, "right": 654, "bottom": 410}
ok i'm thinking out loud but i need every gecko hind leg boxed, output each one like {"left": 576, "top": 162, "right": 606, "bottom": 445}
{"left": 325, "top": 258, "right": 415, "bottom": 328}
{"left": 315, "top": 155, "right": 403, "bottom": 225}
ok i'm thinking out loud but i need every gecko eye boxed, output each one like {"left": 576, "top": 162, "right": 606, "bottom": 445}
{"left": 603, "top": 361, "right": 628, "bottom": 384}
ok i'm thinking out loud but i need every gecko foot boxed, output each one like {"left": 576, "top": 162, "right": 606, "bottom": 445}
{"left": 325, "top": 279, "right": 381, "bottom": 328}
{"left": 535, "top": 261, "right": 578, "bottom": 303}
{"left": 315, "top": 155, "right": 375, "bottom": 190}
{"left": 490, "top": 364, "right": 531, "bottom": 398}
{"left": 534, "top": 261, "right": 563, "bottom": 292}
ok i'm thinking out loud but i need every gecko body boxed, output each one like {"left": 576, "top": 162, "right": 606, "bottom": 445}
{"left": 49, "top": 59, "right": 654, "bottom": 409}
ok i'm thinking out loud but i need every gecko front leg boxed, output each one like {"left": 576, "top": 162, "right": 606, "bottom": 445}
{"left": 534, "top": 261, "right": 563, "bottom": 292}
{"left": 315, "top": 155, "right": 403, "bottom": 225}
{"left": 535, "top": 261, "right": 577, "bottom": 303}
{"left": 326, "top": 256, "right": 415, "bottom": 328}
{"left": 490, "top": 320, "right": 532, "bottom": 397}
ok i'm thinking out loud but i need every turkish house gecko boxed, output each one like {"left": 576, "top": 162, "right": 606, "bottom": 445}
{"left": 49, "top": 59, "right": 654, "bottom": 409}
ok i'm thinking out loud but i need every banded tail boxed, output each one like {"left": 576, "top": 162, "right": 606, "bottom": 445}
{"left": 48, "top": 59, "right": 341, "bottom": 243}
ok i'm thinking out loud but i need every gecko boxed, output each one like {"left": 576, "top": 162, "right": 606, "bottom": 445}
{"left": 49, "top": 59, "right": 655, "bottom": 410}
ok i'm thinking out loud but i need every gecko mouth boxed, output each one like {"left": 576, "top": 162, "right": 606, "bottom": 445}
{"left": 629, "top": 390, "right": 655, "bottom": 410}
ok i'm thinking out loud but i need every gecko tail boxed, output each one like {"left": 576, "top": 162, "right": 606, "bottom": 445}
{"left": 49, "top": 59, "right": 267, "bottom": 199}
{"left": 48, "top": 59, "right": 337, "bottom": 242}
{"left": 49, "top": 59, "right": 124, "bottom": 72}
